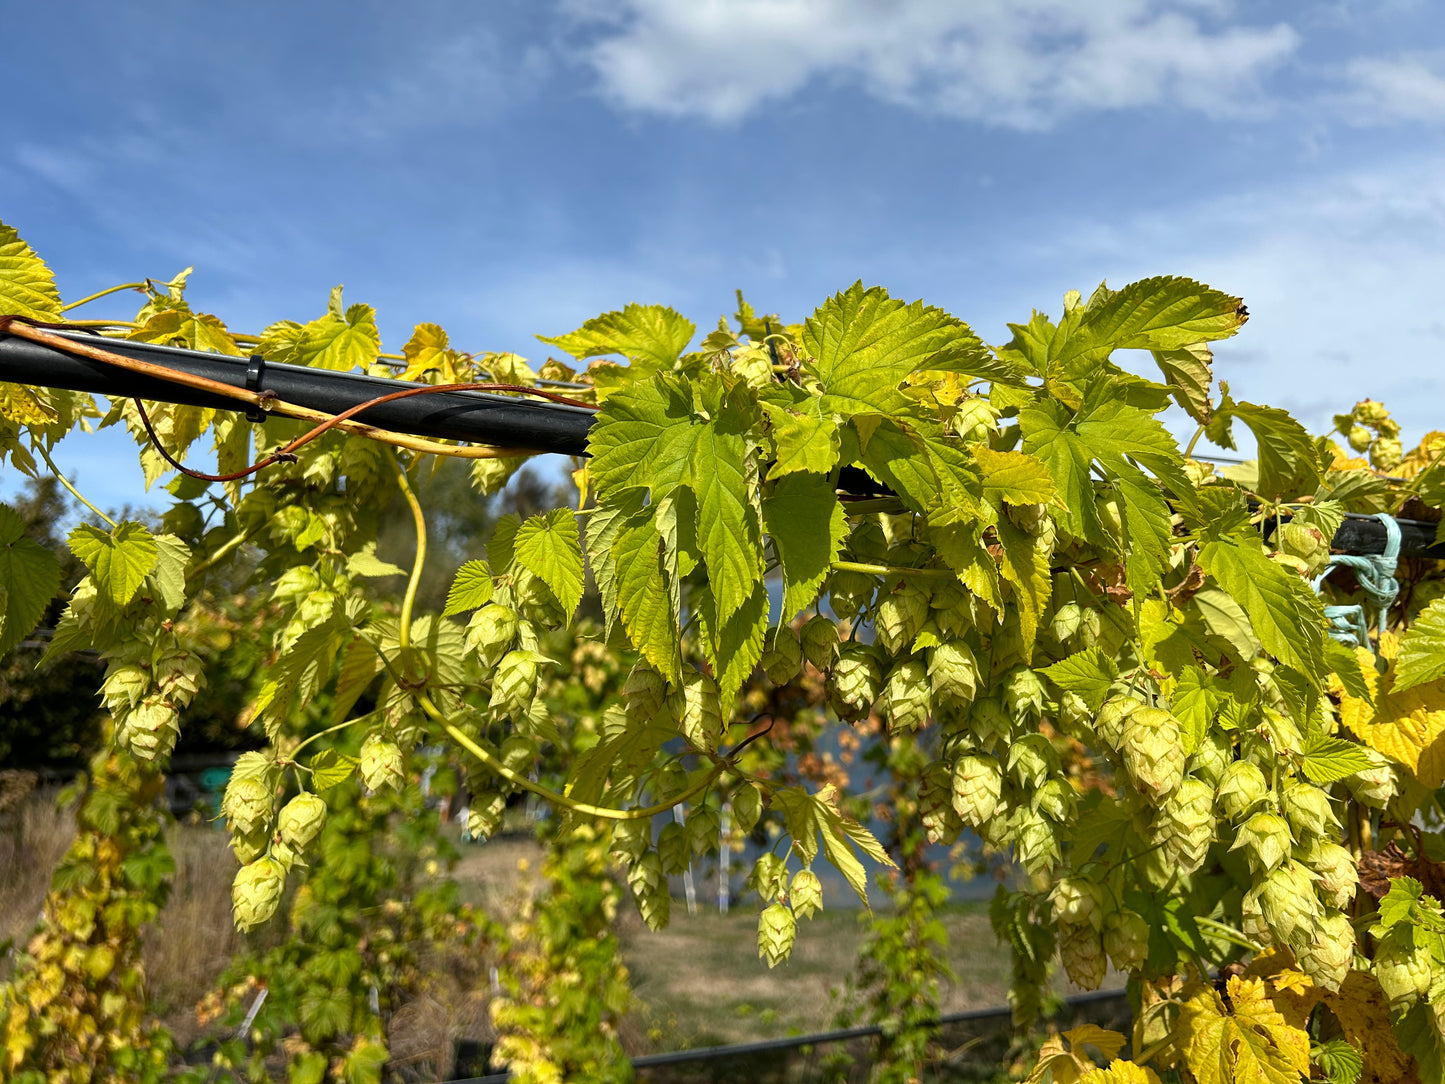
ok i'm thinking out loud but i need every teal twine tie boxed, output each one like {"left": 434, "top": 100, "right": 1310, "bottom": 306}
{"left": 1311, "top": 513, "right": 1401, "bottom": 651}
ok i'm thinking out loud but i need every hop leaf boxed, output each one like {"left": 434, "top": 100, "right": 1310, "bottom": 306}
{"left": 758, "top": 902, "right": 797, "bottom": 968}
{"left": 232, "top": 857, "right": 286, "bottom": 931}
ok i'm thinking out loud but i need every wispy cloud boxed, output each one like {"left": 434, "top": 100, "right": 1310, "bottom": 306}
{"left": 1339, "top": 52, "right": 1445, "bottom": 125}
{"left": 564, "top": 0, "right": 1299, "bottom": 127}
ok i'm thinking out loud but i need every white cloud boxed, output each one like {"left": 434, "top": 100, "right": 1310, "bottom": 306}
{"left": 565, "top": 0, "right": 1299, "bottom": 127}
{"left": 1341, "top": 53, "right": 1445, "bottom": 125}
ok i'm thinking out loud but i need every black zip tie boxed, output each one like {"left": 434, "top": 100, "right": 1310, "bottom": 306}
{"left": 244, "top": 354, "right": 267, "bottom": 423}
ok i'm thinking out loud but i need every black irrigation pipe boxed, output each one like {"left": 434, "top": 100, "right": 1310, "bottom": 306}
{"left": 2, "top": 330, "right": 1442, "bottom": 557}
{"left": 448, "top": 989, "right": 1131, "bottom": 1083}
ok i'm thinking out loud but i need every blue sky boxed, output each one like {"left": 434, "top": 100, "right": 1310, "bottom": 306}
{"left": 3, "top": 0, "right": 1444, "bottom": 512}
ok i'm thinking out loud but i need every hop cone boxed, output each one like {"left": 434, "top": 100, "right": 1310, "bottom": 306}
{"left": 760, "top": 628, "right": 802, "bottom": 685}
{"left": 921, "top": 762, "right": 963, "bottom": 845}
{"left": 1232, "top": 811, "right": 1293, "bottom": 874}
{"left": 826, "top": 570, "right": 874, "bottom": 621}
{"left": 1371, "top": 436, "right": 1404, "bottom": 472}
{"left": 1258, "top": 861, "right": 1321, "bottom": 945}
{"left": 277, "top": 792, "right": 328, "bottom": 851}
{"left": 679, "top": 670, "right": 723, "bottom": 753}
{"left": 1156, "top": 777, "right": 1215, "bottom": 874}
{"left": 1295, "top": 910, "right": 1354, "bottom": 993}
{"left": 1050, "top": 877, "right": 1105, "bottom": 930}
{"left": 1120, "top": 706, "right": 1185, "bottom": 801}
{"left": 968, "top": 694, "right": 1012, "bottom": 748}
{"left": 120, "top": 697, "right": 181, "bottom": 762}
{"left": 758, "top": 903, "right": 797, "bottom": 968}
{"left": 223, "top": 773, "right": 275, "bottom": 837}
{"left": 359, "top": 734, "right": 405, "bottom": 792}
{"left": 1280, "top": 521, "right": 1331, "bottom": 578}
{"left": 1300, "top": 839, "right": 1357, "bottom": 909}
{"left": 883, "top": 657, "right": 930, "bottom": 733}
{"left": 609, "top": 818, "right": 650, "bottom": 861}
{"left": 490, "top": 650, "right": 539, "bottom": 717}
{"left": 100, "top": 663, "right": 148, "bottom": 715}
{"left": 1007, "top": 734, "right": 1057, "bottom": 790}
{"left": 515, "top": 568, "right": 566, "bottom": 629}
{"left": 876, "top": 582, "right": 929, "bottom": 654}
{"left": 627, "top": 852, "right": 670, "bottom": 931}
{"left": 1187, "top": 731, "right": 1232, "bottom": 786}
{"left": 1059, "top": 925, "right": 1107, "bottom": 990}
{"left": 687, "top": 807, "right": 721, "bottom": 856}
{"left": 1011, "top": 806, "right": 1060, "bottom": 875}
{"left": 950, "top": 755, "right": 1002, "bottom": 827}
{"left": 467, "top": 792, "right": 507, "bottom": 842}
{"left": 500, "top": 734, "right": 537, "bottom": 775}
{"left": 1346, "top": 753, "right": 1397, "bottom": 809}
{"left": 1347, "top": 424, "right": 1372, "bottom": 452}
{"left": 800, "top": 614, "right": 839, "bottom": 671}
{"left": 230, "top": 827, "right": 269, "bottom": 865}
{"left": 791, "top": 870, "right": 823, "bottom": 920}
{"left": 466, "top": 603, "right": 518, "bottom": 668}
{"left": 829, "top": 643, "right": 882, "bottom": 721}
{"left": 232, "top": 856, "right": 286, "bottom": 932}
{"left": 1217, "top": 760, "right": 1269, "bottom": 821}
{"left": 624, "top": 660, "right": 668, "bottom": 720}
{"left": 732, "top": 784, "right": 763, "bottom": 834}
{"left": 1281, "top": 780, "right": 1339, "bottom": 839}
{"left": 658, "top": 822, "right": 690, "bottom": 875}
{"left": 1103, "top": 910, "right": 1149, "bottom": 973}
{"left": 1094, "top": 696, "right": 1145, "bottom": 749}
{"left": 1032, "top": 778, "right": 1077, "bottom": 823}
{"left": 1375, "top": 927, "right": 1434, "bottom": 1010}
{"left": 928, "top": 641, "right": 979, "bottom": 706}
{"left": 751, "top": 852, "right": 789, "bottom": 902}
{"left": 1002, "top": 667, "right": 1046, "bottom": 720}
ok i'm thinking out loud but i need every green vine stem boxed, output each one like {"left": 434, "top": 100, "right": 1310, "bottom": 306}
{"left": 37, "top": 443, "right": 116, "bottom": 527}
{"left": 60, "top": 282, "right": 150, "bottom": 312}
{"left": 831, "top": 559, "right": 954, "bottom": 580}
{"left": 390, "top": 451, "right": 426, "bottom": 653}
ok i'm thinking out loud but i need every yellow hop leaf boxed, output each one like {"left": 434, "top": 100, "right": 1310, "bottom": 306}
{"left": 1179, "top": 977, "right": 1310, "bottom": 1084}
{"left": 1336, "top": 634, "right": 1445, "bottom": 788}
{"left": 1028, "top": 1024, "right": 1128, "bottom": 1083}
{"left": 1081, "top": 1062, "right": 1162, "bottom": 1084}
{"left": 0, "top": 382, "right": 57, "bottom": 425}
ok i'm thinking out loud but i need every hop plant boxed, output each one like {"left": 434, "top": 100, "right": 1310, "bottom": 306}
{"left": 359, "top": 734, "right": 406, "bottom": 792}
{"left": 1295, "top": 910, "right": 1354, "bottom": 993}
{"left": 1011, "top": 806, "right": 1060, "bottom": 875}
{"left": 1346, "top": 424, "right": 1372, "bottom": 452}
{"left": 230, "top": 827, "right": 269, "bottom": 865}
{"left": 658, "top": 823, "right": 690, "bottom": 875}
{"left": 609, "top": 818, "right": 650, "bottom": 861}
{"left": 826, "top": 570, "right": 874, "bottom": 621}
{"left": 467, "top": 792, "right": 507, "bottom": 842}
{"left": 626, "top": 851, "right": 670, "bottom": 931}
{"left": 1298, "top": 839, "right": 1358, "bottom": 910}
{"left": 800, "top": 614, "right": 839, "bottom": 671}
{"left": 1103, "top": 909, "right": 1149, "bottom": 973}
{"left": 232, "top": 856, "right": 286, "bottom": 932}
{"left": 875, "top": 582, "right": 929, "bottom": 654}
{"left": 1059, "top": 924, "right": 1107, "bottom": 990}
{"left": 829, "top": 643, "right": 883, "bottom": 722}
{"left": 1050, "top": 877, "right": 1105, "bottom": 930}
{"left": 686, "top": 806, "right": 720, "bottom": 856}
{"left": 791, "top": 870, "right": 823, "bottom": 920}
{"left": 951, "top": 754, "right": 1003, "bottom": 828}
{"left": 1094, "top": 695, "right": 1145, "bottom": 749}
{"left": 1232, "top": 811, "right": 1293, "bottom": 874}
{"left": 678, "top": 670, "right": 723, "bottom": 753}
{"left": 1007, "top": 734, "right": 1058, "bottom": 790}
{"left": 222, "top": 772, "right": 275, "bottom": 838}
{"left": 119, "top": 697, "right": 181, "bottom": 762}
{"left": 920, "top": 762, "right": 963, "bottom": 845}
{"left": 1002, "top": 667, "right": 1046, "bottom": 720}
{"left": 1217, "top": 761, "right": 1269, "bottom": 821}
{"left": 1257, "top": 861, "right": 1321, "bottom": 945}
{"left": 1155, "top": 777, "right": 1216, "bottom": 874}
{"left": 466, "top": 602, "right": 518, "bottom": 668}
{"left": 490, "top": 650, "right": 540, "bottom": 717}
{"left": 276, "top": 792, "right": 328, "bottom": 851}
{"left": 758, "top": 902, "right": 797, "bottom": 968}
{"left": 968, "top": 694, "right": 1012, "bottom": 748}
{"left": 1374, "top": 927, "right": 1434, "bottom": 1010}
{"left": 1279, "top": 520, "right": 1331, "bottom": 578}
{"left": 882, "top": 657, "right": 930, "bottom": 733}
{"left": 732, "top": 783, "right": 763, "bottom": 834}
{"left": 1345, "top": 752, "right": 1398, "bottom": 809}
{"left": 751, "top": 852, "right": 789, "bottom": 902}
{"left": 928, "top": 640, "right": 979, "bottom": 705}
{"left": 623, "top": 660, "right": 668, "bottom": 720}
{"left": 1032, "top": 779, "right": 1077, "bottom": 823}
{"left": 1186, "top": 731, "right": 1232, "bottom": 786}
{"left": 1371, "top": 435, "right": 1404, "bottom": 472}
{"left": 760, "top": 628, "right": 802, "bottom": 685}
{"left": 1120, "top": 706, "right": 1185, "bottom": 801}
{"left": 1281, "top": 779, "right": 1339, "bottom": 839}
